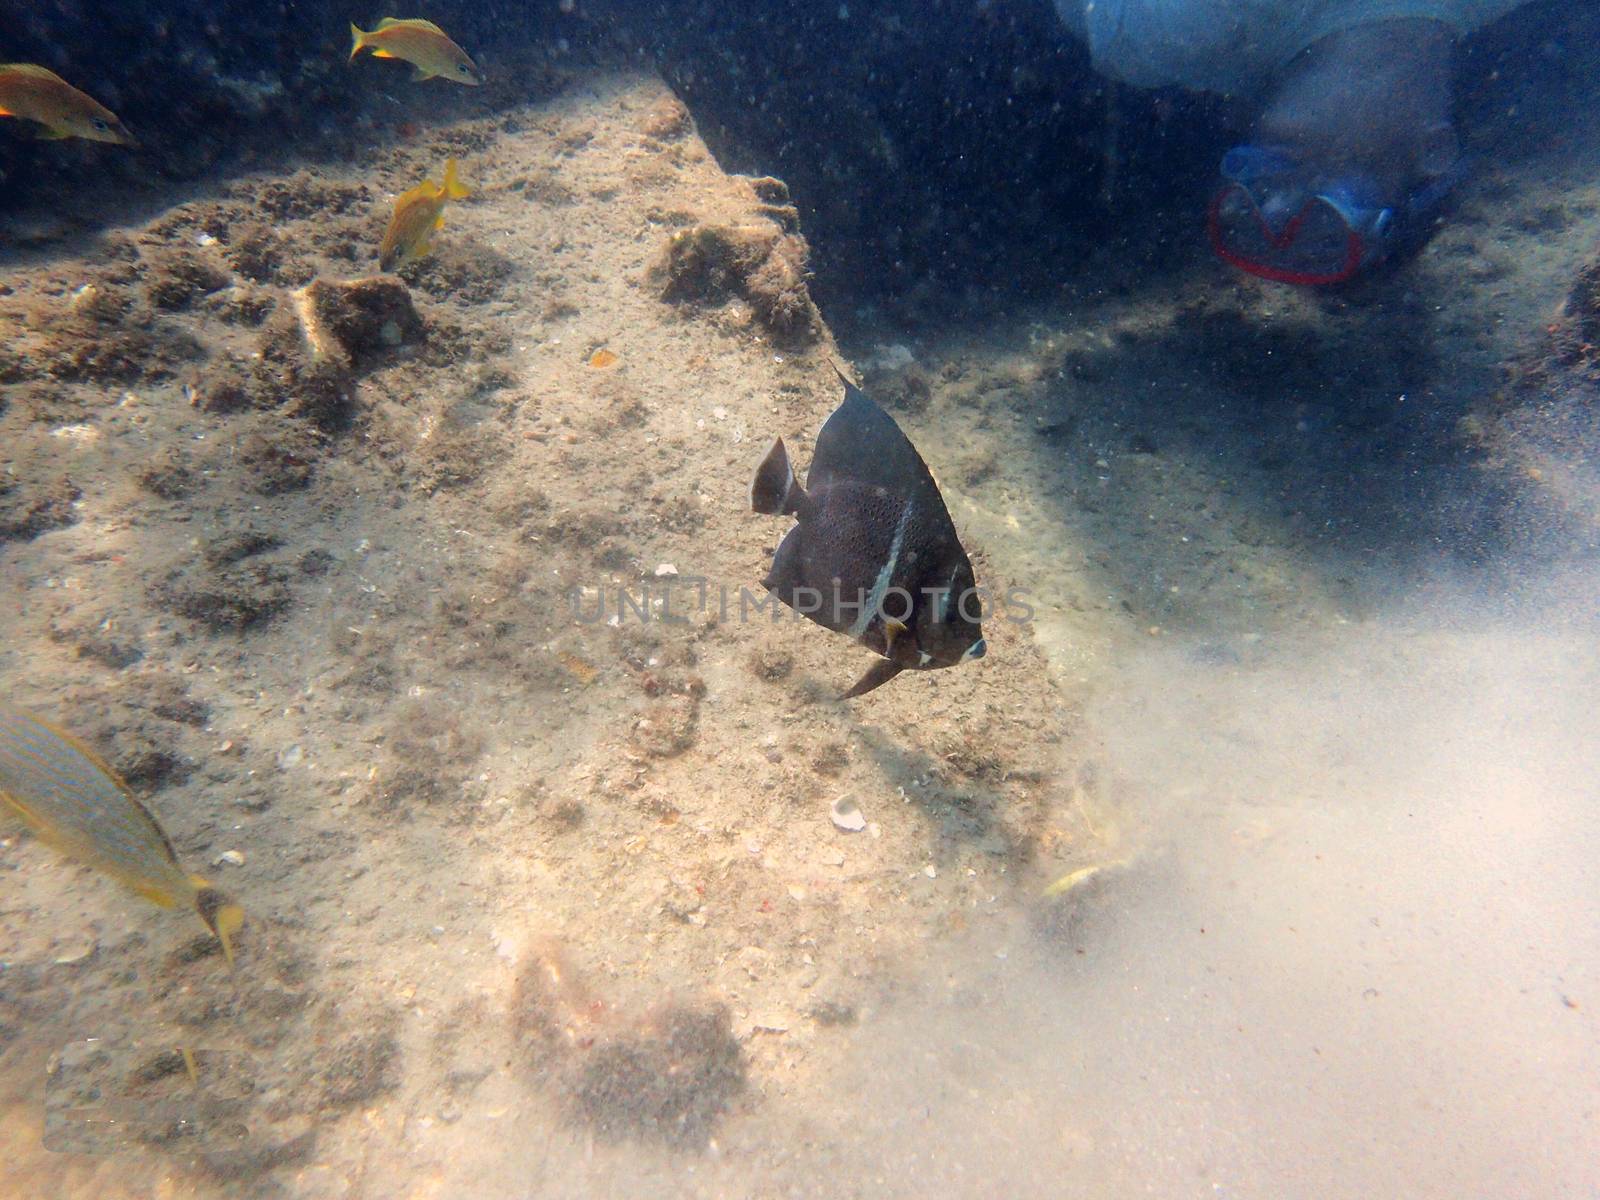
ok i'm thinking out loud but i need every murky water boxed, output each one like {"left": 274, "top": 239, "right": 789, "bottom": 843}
{"left": 3, "top": 3, "right": 1598, "bottom": 1197}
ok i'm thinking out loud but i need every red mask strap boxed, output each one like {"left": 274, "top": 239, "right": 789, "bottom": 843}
{"left": 1207, "top": 187, "right": 1366, "bottom": 286}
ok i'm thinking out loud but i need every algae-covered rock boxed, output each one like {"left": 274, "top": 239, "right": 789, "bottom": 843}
{"left": 242, "top": 277, "right": 419, "bottom": 429}
{"left": 0, "top": 474, "right": 81, "bottom": 542}
{"left": 144, "top": 247, "right": 232, "bottom": 311}
{"left": 513, "top": 941, "right": 746, "bottom": 1150}
{"left": 653, "top": 220, "right": 820, "bottom": 344}
{"left": 301, "top": 277, "right": 425, "bottom": 369}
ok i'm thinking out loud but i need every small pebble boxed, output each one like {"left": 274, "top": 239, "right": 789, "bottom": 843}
{"left": 829, "top": 795, "right": 866, "bottom": 832}
{"left": 52, "top": 940, "right": 97, "bottom": 965}
{"left": 923, "top": 863, "right": 937, "bottom": 878}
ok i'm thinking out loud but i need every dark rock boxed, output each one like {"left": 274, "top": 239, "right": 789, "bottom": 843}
{"left": 653, "top": 222, "right": 820, "bottom": 344}
{"left": 228, "top": 223, "right": 290, "bottom": 284}
{"left": 48, "top": 619, "right": 144, "bottom": 670}
{"left": 255, "top": 307, "right": 354, "bottom": 430}
{"left": 398, "top": 244, "right": 516, "bottom": 305}
{"left": 156, "top": 561, "right": 293, "bottom": 633}
{"left": 0, "top": 475, "right": 80, "bottom": 541}
{"left": 299, "top": 549, "right": 336, "bottom": 577}
{"left": 203, "top": 529, "right": 283, "bottom": 567}
{"left": 137, "top": 448, "right": 199, "bottom": 499}
{"left": 642, "top": 94, "right": 693, "bottom": 141}
{"left": 513, "top": 945, "right": 745, "bottom": 1149}
{"left": 747, "top": 647, "right": 794, "bottom": 682}
{"left": 197, "top": 1123, "right": 316, "bottom": 1181}
{"left": 630, "top": 696, "right": 698, "bottom": 757}
{"left": 145, "top": 248, "right": 232, "bottom": 310}
{"left": 237, "top": 417, "right": 322, "bottom": 494}
{"left": 566, "top": 1003, "right": 744, "bottom": 1149}
{"left": 140, "top": 677, "right": 211, "bottom": 727}
{"left": 318, "top": 1031, "right": 400, "bottom": 1111}
{"left": 302, "top": 277, "right": 425, "bottom": 369}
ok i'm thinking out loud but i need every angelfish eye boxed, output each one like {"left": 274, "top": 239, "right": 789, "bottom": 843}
{"left": 92, "top": 118, "right": 108, "bottom": 131}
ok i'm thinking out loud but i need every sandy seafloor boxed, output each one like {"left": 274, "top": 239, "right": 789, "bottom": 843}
{"left": 1, "top": 41, "right": 1598, "bottom": 1200}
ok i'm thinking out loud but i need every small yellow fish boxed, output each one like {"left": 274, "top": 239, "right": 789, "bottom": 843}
{"left": 1041, "top": 858, "right": 1130, "bottom": 898}
{"left": 0, "top": 64, "right": 136, "bottom": 145}
{"left": 349, "top": 18, "right": 484, "bottom": 85}
{"left": 379, "top": 157, "right": 469, "bottom": 271}
{"left": 0, "top": 703, "right": 243, "bottom": 964}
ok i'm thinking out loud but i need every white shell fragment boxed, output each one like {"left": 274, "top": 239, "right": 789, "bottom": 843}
{"left": 829, "top": 795, "right": 866, "bottom": 832}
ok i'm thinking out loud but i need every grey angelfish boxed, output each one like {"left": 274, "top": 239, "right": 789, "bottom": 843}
{"left": 750, "top": 370, "right": 987, "bottom": 699}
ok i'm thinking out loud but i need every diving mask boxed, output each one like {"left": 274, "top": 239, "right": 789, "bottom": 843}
{"left": 1207, "top": 144, "right": 1408, "bottom": 286}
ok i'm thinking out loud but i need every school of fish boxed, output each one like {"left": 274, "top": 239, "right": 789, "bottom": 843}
{"left": 2, "top": 13, "right": 996, "bottom": 965}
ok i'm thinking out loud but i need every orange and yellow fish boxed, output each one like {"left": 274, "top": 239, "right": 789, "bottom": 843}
{"left": 349, "top": 18, "right": 484, "bottom": 85}
{"left": 0, "top": 64, "right": 136, "bottom": 145}
{"left": 379, "top": 157, "right": 470, "bottom": 271}
{"left": 0, "top": 702, "right": 243, "bottom": 964}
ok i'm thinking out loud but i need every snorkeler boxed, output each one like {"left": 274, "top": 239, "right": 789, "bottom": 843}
{"left": 1054, "top": 0, "right": 1533, "bottom": 284}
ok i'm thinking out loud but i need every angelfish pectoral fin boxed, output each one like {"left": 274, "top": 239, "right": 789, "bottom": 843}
{"left": 840, "top": 658, "right": 905, "bottom": 700}
{"left": 882, "top": 619, "right": 908, "bottom": 656}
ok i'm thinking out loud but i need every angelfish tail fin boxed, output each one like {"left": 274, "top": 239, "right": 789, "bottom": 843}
{"left": 751, "top": 438, "right": 808, "bottom": 516}
{"left": 349, "top": 24, "right": 367, "bottom": 62}
{"left": 192, "top": 878, "right": 244, "bottom": 967}
{"left": 442, "top": 157, "right": 469, "bottom": 200}
{"left": 841, "top": 658, "right": 904, "bottom": 700}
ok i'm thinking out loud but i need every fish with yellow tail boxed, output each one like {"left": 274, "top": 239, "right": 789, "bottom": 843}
{"left": 0, "top": 703, "right": 243, "bottom": 965}
{"left": 0, "top": 64, "right": 136, "bottom": 145}
{"left": 349, "top": 18, "right": 484, "bottom": 85}
{"left": 379, "top": 157, "right": 469, "bottom": 271}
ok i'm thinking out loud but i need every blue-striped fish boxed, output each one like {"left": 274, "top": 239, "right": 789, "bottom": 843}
{"left": 749, "top": 370, "right": 987, "bottom": 698}
{"left": 0, "top": 703, "right": 243, "bottom": 964}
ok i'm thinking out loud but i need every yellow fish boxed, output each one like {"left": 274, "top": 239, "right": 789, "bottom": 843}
{"left": 349, "top": 18, "right": 484, "bottom": 85}
{"left": 1041, "top": 859, "right": 1130, "bottom": 898}
{"left": 0, "top": 64, "right": 136, "bottom": 145}
{"left": 0, "top": 703, "right": 243, "bottom": 964}
{"left": 379, "top": 157, "right": 469, "bottom": 271}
